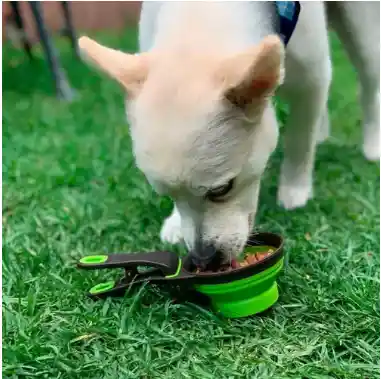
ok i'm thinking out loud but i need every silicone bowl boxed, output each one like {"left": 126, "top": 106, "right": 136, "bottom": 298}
{"left": 78, "top": 232, "right": 284, "bottom": 319}
{"left": 184, "top": 232, "right": 284, "bottom": 318}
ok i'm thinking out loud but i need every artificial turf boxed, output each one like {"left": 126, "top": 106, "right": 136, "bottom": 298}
{"left": 2, "top": 29, "right": 379, "bottom": 379}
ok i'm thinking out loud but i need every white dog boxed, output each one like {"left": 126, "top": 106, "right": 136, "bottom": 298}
{"left": 78, "top": 2, "right": 379, "bottom": 267}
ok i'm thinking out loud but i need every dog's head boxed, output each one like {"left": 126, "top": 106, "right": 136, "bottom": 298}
{"left": 79, "top": 36, "right": 283, "bottom": 265}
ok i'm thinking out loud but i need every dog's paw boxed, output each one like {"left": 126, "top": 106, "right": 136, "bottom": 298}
{"left": 363, "top": 131, "right": 380, "bottom": 161}
{"left": 160, "top": 210, "right": 183, "bottom": 245}
{"left": 277, "top": 184, "right": 313, "bottom": 210}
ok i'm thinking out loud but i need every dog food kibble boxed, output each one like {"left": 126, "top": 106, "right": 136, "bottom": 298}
{"left": 255, "top": 252, "right": 270, "bottom": 261}
{"left": 194, "top": 247, "right": 273, "bottom": 274}
{"left": 245, "top": 254, "right": 258, "bottom": 265}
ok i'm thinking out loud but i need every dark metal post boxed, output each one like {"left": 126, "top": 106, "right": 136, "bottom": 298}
{"left": 61, "top": 1, "right": 80, "bottom": 58}
{"left": 29, "top": 1, "right": 74, "bottom": 101}
{"left": 9, "top": 1, "right": 33, "bottom": 59}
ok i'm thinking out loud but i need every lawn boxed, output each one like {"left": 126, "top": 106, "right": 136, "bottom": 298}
{"left": 2, "top": 29, "right": 380, "bottom": 379}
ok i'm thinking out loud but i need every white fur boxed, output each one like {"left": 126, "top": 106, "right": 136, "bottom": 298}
{"left": 135, "top": 2, "right": 281, "bottom": 260}
{"left": 327, "top": 2, "right": 380, "bottom": 161}
{"left": 134, "top": 1, "right": 380, "bottom": 260}
{"left": 78, "top": 2, "right": 379, "bottom": 262}
{"left": 160, "top": 206, "right": 182, "bottom": 245}
{"left": 79, "top": 1, "right": 380, "bottom": 262}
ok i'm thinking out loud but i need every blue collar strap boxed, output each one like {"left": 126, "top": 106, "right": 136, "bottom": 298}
{"left": 275, "top": 1, "right": 301, "bottom": 46}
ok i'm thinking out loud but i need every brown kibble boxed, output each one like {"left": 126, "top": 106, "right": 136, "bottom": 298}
{"left": 256, "top": 252, "right": 270, "bottom": 261}
{"left": 192, "top": 247, "right": 275, "bottom": 274}
{"left": 245, "top": 254, "right": 258, "bottom": 265}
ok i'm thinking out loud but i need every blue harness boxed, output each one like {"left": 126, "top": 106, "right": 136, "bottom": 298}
{"left": 275, "top": 1, "right": 300, "bottom": 46}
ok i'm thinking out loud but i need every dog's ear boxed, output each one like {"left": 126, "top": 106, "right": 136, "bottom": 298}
{"left": 78, "top": 36, "right": 150, "bottom": 96}
{"left": 219, "top": 35, "right": 284, "bottom": 108}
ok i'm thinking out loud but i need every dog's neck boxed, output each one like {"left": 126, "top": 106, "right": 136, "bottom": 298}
{"left": 149, "top": 2, "right": 277, "bottom": 57}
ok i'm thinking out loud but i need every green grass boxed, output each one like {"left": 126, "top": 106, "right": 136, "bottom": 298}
{"left": 3, "top": 29, "right": 380, "bottom": 379}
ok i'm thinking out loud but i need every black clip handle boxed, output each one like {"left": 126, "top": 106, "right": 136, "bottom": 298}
{"left": 77, "top": 251, "right": 183, "bottom": 298}
{"left": 77, "top": 251, "right": 180, "bottom": 277}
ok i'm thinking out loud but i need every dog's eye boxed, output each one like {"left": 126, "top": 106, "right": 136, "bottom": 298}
{"left": 206, "top": 179, "right": 234, "bottom": 202}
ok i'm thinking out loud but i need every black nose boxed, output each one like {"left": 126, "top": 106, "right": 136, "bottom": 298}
{"left": 191, "top": 243, "right": 219, "bottom": 269}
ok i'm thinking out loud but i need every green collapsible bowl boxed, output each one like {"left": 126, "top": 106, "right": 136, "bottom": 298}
{"left": 183, "top": 232, "right": 284, "bottom": 318}
{"left": 78, "top": 232, "right": 284, "bottom": 319}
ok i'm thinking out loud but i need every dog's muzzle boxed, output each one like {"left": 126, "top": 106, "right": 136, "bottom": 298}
{"left": 190, "top": 243, "right": 221, "bottom": 269}
{"left": 191, "top": 213, "right": 255, "bottom": 268}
